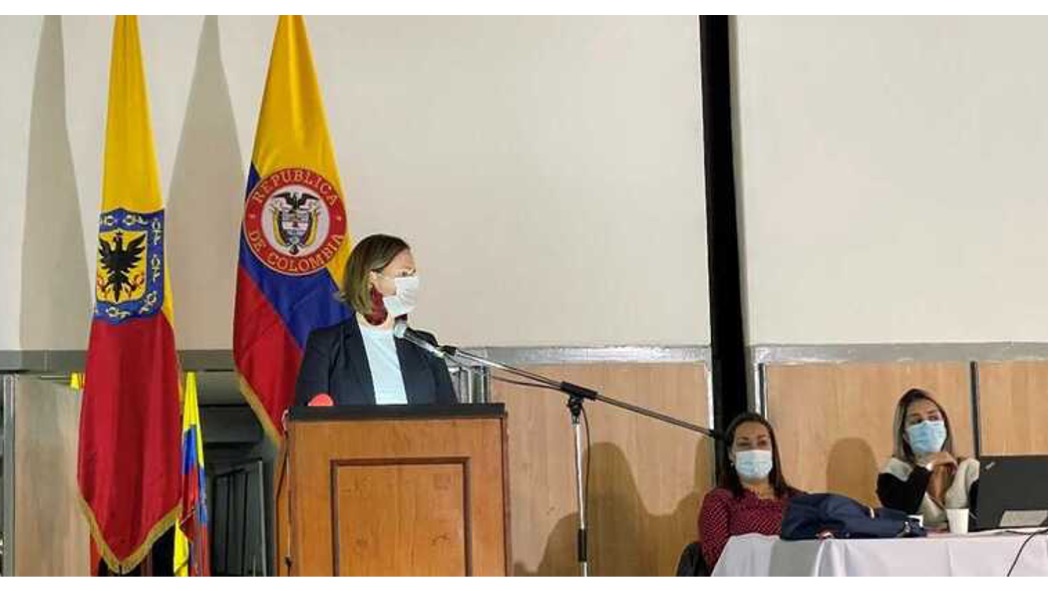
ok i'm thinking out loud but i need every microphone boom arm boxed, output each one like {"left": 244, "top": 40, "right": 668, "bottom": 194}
{"left": 442, "top": 345, "right": 721, "bottom": 440}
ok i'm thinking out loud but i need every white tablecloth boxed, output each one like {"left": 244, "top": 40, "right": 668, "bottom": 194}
{"left": 712, "top": 531, "right": 1048, "bottom": 576}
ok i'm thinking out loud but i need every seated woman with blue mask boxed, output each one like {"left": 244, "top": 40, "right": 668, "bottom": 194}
{"left": 877, "top": 388, "right": 979, "bottom": 530}
{"left": 697, "top": 413, "right": 802, "bottom": 571}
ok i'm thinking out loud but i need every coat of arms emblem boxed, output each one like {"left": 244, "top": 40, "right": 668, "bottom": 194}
{"left": 243, "top": 168, "right": 347, "bottom": 276}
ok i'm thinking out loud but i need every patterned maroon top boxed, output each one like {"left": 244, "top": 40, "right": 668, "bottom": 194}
{"left": 698, "top": 487, "right": 794, "bottom": 569}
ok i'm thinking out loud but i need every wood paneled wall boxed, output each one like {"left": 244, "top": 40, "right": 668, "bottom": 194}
{"left": 11, "top": 376, "right": 89, "bottom": 575}
{"left": 765, "top": 359, "right": 1048, "bottom": 508}
{"left": 978, "top": 361, "right": 1048, "bottom": 455}
{"left": 489, "top": 362, "right": 713, "bottom": 576}
{"left": 765, "top": 362, "right": 973, "bottom": 507}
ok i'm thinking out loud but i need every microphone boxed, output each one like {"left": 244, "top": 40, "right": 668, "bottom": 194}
{"left": 308, "top": 393, "right": 334, "bottom": 407}
{"left": 393, "top": 319, "right": 446, "bottom": 359}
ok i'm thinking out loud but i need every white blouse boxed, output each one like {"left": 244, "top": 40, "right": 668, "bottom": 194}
{"left": 358, "top": 322, "right": 408, "bottom": 405}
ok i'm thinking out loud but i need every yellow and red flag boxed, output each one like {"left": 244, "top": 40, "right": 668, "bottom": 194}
{"left": 77, "top": 15, "right": 181, "bottom": 574}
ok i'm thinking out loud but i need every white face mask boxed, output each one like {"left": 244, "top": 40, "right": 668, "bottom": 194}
{"left": 733, "top": 449, "right": 774, "bottom": 481}
{"left": 382, "top": 275, "right": 420, "bottom": 318}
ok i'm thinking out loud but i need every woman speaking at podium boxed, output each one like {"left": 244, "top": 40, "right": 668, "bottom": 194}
{"left": 294, "top": 234, "right": 457, "bottom": 406}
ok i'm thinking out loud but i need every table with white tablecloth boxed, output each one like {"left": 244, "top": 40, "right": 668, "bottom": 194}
{"left": 712, "top": 530, "right": 1048, "bottom": 576}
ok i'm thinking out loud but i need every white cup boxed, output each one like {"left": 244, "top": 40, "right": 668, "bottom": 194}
{"left": 947, "top": 508, "right": 969, "bottom": 534}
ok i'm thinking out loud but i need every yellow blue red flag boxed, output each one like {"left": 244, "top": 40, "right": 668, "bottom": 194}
{"left": 233, "top": 16, "right": 352, "bottom": 441}
{"left": 174, "top": 372, "right": 210, "bottom": 576}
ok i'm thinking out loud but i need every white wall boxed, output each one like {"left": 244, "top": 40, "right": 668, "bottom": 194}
{"left": 0, "top": 17, "right": 43, "bottom": 349}
{"left": 1, "top": 16, "right": 709, "bottom": 350}
{"left": 735, "top": 16, "right": 1047, "bottom": 344}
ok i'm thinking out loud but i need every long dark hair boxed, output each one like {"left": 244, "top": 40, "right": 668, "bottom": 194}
{"left": 719, "top": 412, "right": 794, "bottom": 499}
{"left": 892, "top": 388, "right": 955, "bottom": 464}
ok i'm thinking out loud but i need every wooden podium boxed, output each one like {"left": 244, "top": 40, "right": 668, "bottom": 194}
{"left": 275, "top": 403, "right": 510, "bottom": 576}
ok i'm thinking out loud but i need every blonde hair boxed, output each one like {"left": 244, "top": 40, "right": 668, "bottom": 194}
{"left": 340, "top": 234, "right": 410, "bottom": 316}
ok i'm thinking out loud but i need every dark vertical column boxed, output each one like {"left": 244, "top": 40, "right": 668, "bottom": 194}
{"left": 969, "top": 361, "right": 983, "bottom": 458}
{"left": 699, "top": 16, "right": 749, "bottom": 458}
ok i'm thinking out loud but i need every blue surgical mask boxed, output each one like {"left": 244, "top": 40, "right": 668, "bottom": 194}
{"left": 733, "top": 449, "right": 774, "bottom": 481}
{"left": 906, "top": 420, "right": 947, "bottom": 455}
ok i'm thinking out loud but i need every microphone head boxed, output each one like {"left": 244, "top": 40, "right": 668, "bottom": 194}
{"left": 392, "top": 318, "right": 408, "bottom": 338}
{"left": 308, "top": 393, "right": 334, "bottom": 407}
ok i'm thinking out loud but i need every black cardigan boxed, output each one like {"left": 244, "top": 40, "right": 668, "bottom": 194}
{"left": 294, "top": 318, "right": 457, "bottom": 407}
{"left": 877, "top": 465, "right": 980, "bottom": 515}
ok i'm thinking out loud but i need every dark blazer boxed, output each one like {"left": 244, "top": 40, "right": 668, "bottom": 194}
{"left": 294, "top": 318, "right": 457, "bottom": 407}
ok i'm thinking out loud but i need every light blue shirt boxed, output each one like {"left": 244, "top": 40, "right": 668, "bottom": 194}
{"left": 359, "top": 322, "right": 408, "bottom": 405}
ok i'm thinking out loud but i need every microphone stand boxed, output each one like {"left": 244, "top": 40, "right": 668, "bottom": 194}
{"left": 441, "top": 345, "right": 720, "bottom": 577}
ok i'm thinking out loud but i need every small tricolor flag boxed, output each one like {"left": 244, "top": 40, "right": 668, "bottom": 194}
{"left": 174, "top": 372, "right": 210, "bottom": 576}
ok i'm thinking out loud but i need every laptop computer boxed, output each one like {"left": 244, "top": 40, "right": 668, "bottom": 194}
{"left": 973, "top": 455, "right": 1048, "bottom": 531}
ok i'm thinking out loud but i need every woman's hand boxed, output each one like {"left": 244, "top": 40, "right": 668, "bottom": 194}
{"left": 918, "top": 451, "right": 957, "bottom": 469}
{"left": 919, "top": 452, "right": 957, "bottom": 506}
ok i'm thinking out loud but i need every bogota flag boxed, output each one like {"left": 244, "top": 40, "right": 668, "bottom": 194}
{"left": 77, "top": 15, "right": 181, "bottom": 573}
{"left": 234, "top": 16, "right": 352, "bottom": 441}
{"left": 174, "top": 373, "right": 210, "bottom": 577}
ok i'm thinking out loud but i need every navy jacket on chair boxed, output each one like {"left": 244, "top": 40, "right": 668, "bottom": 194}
{"left": 293, "top": 318, "right": 457, "bottom": 407}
